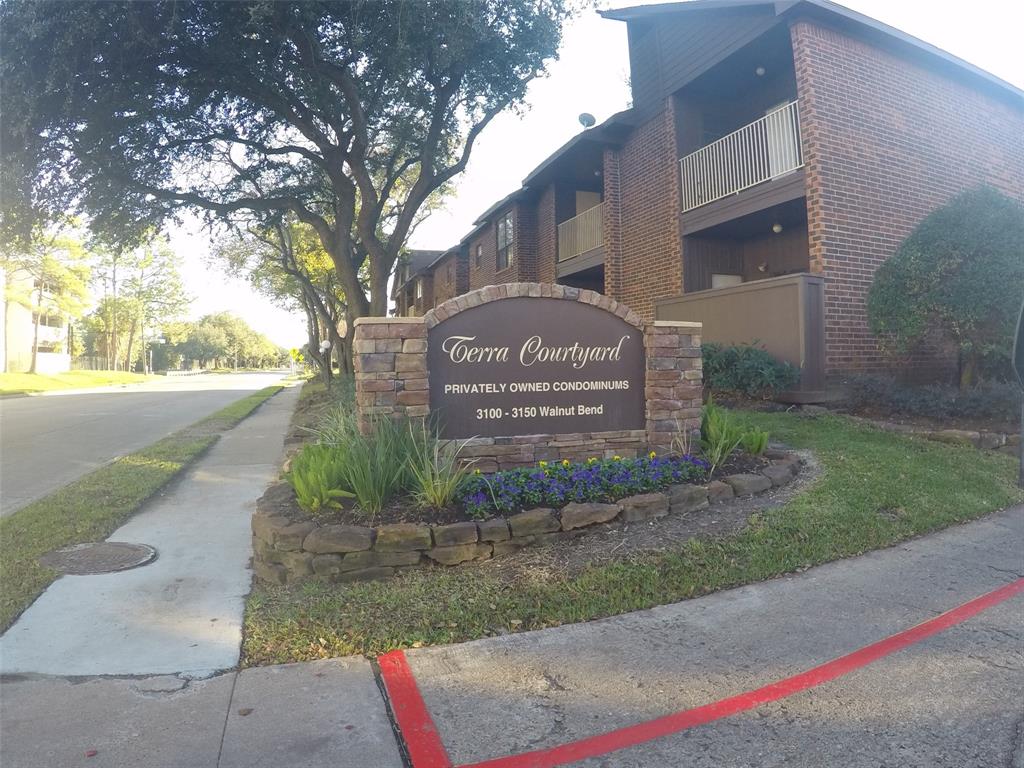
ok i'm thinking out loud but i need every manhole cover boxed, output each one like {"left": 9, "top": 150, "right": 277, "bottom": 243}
{"left": 39, "top": 542, "right": 157, "bottom": 575}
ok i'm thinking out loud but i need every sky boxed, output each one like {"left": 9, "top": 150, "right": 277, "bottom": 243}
{"left": 173, "top": 0, "right": 1024, "bottom": 349}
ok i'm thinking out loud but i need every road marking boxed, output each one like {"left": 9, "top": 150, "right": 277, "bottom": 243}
{"left": 378, "top": 577, "right": 1024, "bottom": 768}
{"left": 378, "top": 650, "right": 453, "bottom": 768}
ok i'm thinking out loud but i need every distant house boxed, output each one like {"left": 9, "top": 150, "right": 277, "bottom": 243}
{"left": 397, "top": 0, "right": 1023, "bottom": 400}
{"left": 1, "top": 267, "right": 72, "bottom": 374}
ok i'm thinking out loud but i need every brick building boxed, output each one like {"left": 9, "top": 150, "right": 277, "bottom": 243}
{"left": 396, "top": 0, "right": 1024, "bottom": 399}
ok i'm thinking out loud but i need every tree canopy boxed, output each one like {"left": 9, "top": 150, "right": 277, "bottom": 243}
{"left": 213, "top": 220, "right": 350, "bottom": 382}
{"left": 867, "top": 186, "right": 1024, "bottom": 389}
{"left": 1, "top": 0, "right": 574, "bottom": 318}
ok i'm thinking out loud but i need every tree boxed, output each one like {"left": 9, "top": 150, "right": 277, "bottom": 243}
{"left": 121, "top": 239, "right": 190, "bottom": 372}
{"left": 213, "top": 220, "right": 351, "bottom": 385}
{"left": 1, "top": 0, "right": 573, "bottom": 322}
{"left": 1, "top": 225, "right": 90, "bottom": 373}
{"left": 867, "top": 187, "right": 1024, "bottom": 390}
{"left": 88, "top": 237, "right": 190, "bottom": 371}
{"left": 178, "top": 322, "right": 230, "bottom": 369}
{"left": 81, "top": 296, "right": 138, "bottom": 371}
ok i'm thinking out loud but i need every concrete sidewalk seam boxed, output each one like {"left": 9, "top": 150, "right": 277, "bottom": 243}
{"left": 373, "top": 655, "right": 416, "bottom": 768}
{"left": 215, "top": 671, "right": 240, "bottom": 768}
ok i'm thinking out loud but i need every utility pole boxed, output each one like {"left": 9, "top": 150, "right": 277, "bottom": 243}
{"left": 1012, "top": 299, "right": 1023, "bottom": 489}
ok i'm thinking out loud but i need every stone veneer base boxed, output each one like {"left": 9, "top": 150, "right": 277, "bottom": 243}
{"left": 251, "top": 450, "right": 804, "bottom": 585}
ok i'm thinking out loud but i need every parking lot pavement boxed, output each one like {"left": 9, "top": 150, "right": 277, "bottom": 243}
{"left": 397, "top": 505, "right": 1024, "bottom": 767}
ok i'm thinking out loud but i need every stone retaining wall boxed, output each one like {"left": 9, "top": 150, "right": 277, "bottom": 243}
{"left": 252, "top": 450, "right": 803, "bottom": 585}
{"left": 353, "top": 283, "right": 703, "bottom": 467}
{"left": 809, "top": 409, "right": 1020, "bottom": 456}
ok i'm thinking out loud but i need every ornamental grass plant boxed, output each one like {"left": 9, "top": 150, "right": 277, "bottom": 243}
{"left": 406, "top": 422, "right": 478, "bottom": 510}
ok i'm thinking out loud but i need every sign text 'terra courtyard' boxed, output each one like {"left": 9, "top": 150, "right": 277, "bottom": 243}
{"left": 438, "top": 333, "right": 631, "bottom": 370}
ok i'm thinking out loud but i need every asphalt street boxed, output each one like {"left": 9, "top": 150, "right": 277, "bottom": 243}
{"left": 0, "top": 371, "right": 287, "bottom": 516}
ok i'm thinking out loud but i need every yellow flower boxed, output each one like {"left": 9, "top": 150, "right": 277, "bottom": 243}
{"left": 649, "top": 451, "right": 657, "bottom": 459}
{"left": 561, "top": 459, "right": 570, "bottom": 467}
{"left": 613, "top": 455, "right": 622, "bottom": 461}
{"left": 538, "top": 460, "right": 548, "bottom": 468}
{"left": 587, "top": 457, "right": 597, "bottom": 464}
{"left": 474, "top": 468, "right": 481, "bottom": 475}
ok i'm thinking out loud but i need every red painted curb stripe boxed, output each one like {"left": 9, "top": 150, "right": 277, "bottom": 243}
{"left": 381, "top": 578, "right": 1024, "bottom": 768}
{"left": 379, "top": 649, "right": 452, "bottom": 768}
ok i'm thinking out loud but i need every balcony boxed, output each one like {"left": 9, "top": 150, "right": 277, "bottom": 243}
{"left": 557, "top": 203, "right": 604, "bottom": 262}
{"left": 679, "top": 100, "right": 802, "bottom": 213}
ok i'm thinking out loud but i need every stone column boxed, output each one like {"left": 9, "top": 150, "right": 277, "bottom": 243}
{"left": 644, "top": 320, "right": 703, "bottom": 453}
{"left": 353, "top": 317, "right": 429, "bottom": 434}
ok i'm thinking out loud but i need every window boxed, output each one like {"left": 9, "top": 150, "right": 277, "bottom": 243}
{"left": 447, "top": 262, "right": 454, "bottom": 284}
{"left": 32, "top": 313, "right": 63, "bottom": 328}
{"left": 475, "top": 244, "right": 482, "bottom": 268}
{"left": 496, "top": 211, "right": 514, "bottom": 272}
{"left": 415, "top": 278, "right": 424, "bottom": 301}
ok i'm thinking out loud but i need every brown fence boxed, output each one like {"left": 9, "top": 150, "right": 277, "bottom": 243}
{"left": 655, "top": 272, "right": 826, "bottom": 401}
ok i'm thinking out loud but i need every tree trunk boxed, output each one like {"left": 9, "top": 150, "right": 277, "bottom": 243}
{"left": 3, "top": 296, "right": 11, "bottom": 374}
{"left": 124, "top": 316, "right": 138, "bottom": 372}
{"left": 28, "top": 286, "right": 42, "bottom": 374}
{"left": 369, "top": 260, "right": 390, "bottom": 317}
{"left": 110, "top": 263, "right": 119, "bottom": 371}
{"left": 959, "top": 349, "right": 978, "bottom": 392}
{"left": 301, "top": 292, "right": 331, "bottom": 388}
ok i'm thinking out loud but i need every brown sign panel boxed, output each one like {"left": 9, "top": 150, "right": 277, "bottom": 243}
{"left": 427, "top": 297, "right": 645, "bottom": 438}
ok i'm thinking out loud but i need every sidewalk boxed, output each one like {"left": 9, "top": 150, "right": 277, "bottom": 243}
{"left": 0, "top": 383, "right": 300, "bottom": 677}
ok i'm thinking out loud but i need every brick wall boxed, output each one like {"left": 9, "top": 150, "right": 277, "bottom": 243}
{"left": 603, "top": 98, "right": 685, "bottom": 320}
{"left": 467, "top": 203, "right": 538, "bottom": 290}
{"left": 536, "top": 184, "right": 558, "bottom": 284}
{"left": 602, "top": 147, "right": 623, "bottom": 297}
{"left": 515, "top": 200, "right": 539, "bottom": 282}
{"left": 792, "top": 19, "right": 1024, "bottom": 379}
{"left": 412, "top": 274, "right": 433, "bottom": 316}
{"left": 430, "top": 253, "right": 464, "bottom": 308}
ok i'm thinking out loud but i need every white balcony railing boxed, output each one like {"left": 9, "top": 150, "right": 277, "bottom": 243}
{"left": 679, "top": 100, "right": 802, "bottom": 212}
{"left": 557, "top": 202, "right": 604, "bottom": 262}
{"left": 36, "top": 324, "right": 66, "bottom": 343}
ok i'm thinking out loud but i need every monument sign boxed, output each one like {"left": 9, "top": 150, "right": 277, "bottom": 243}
{"left": 426, "top": 297, "right": 645, "bottom": 438}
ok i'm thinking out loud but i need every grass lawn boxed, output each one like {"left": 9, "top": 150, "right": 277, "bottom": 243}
{"left": 0, "top": 385, "right": 284, "bottom": 631}
{"left": 0, "top": 370, "right": 157, "bottom": 395}
{"left": 242, "top": 412, "right": 1023, "bottom": 665}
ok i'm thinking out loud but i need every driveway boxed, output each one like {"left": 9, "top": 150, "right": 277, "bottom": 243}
{"left": 0, "top": 371, "right": 287, "bottom": 515}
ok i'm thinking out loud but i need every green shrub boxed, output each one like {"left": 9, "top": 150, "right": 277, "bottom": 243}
{"left": 339, "top": 416, "right": 418, "bottom": 519}
{"left": 702, "top": 342, "right": 800, "bottom": 398}
{"left": 406, "top": 423, "right": 477, "bottom": 510}
{"left": 287, "top": 445, "right": 354, "bottom": 515}
{"left": 866, "top": 187, "right": 1024, "bottom": 390}
{"left": 843, "top": 375, "right": 1021, "bottom": 422}
{"left": 700, "top": 399, "right": 745, "bottom": 474}
{"left": 306, "top": 405, "right": 420, "bottom": 519}
{"left": 740, "top": 429, "right": 769, "bottom": 455}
